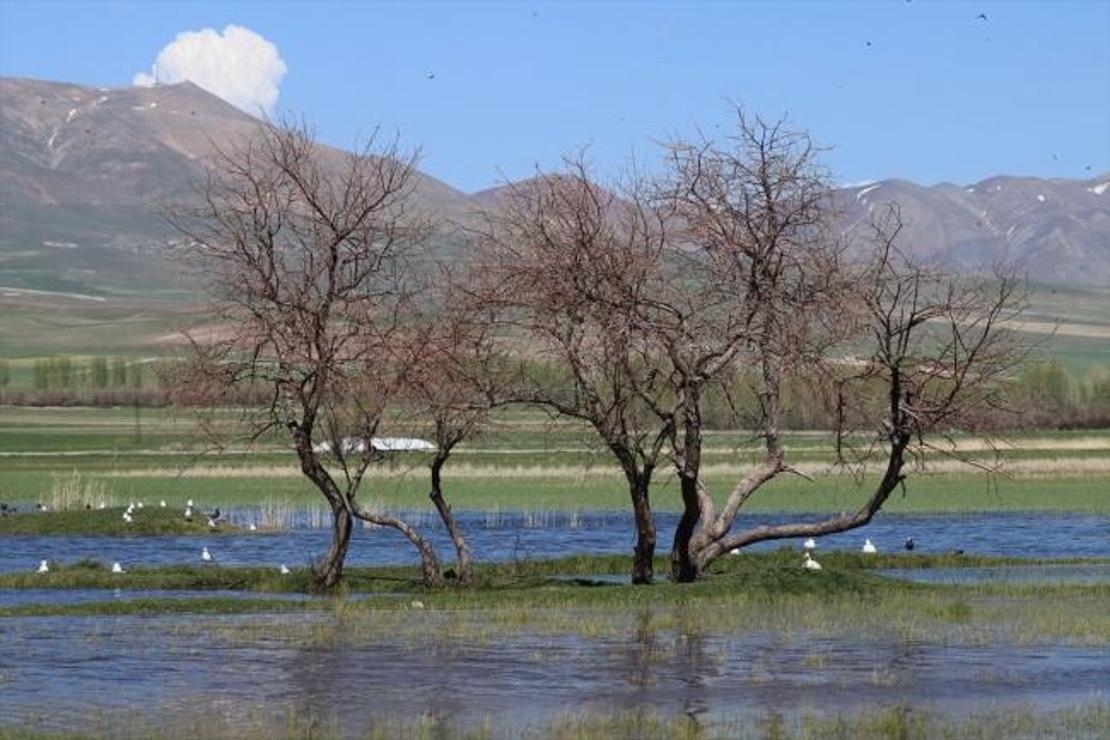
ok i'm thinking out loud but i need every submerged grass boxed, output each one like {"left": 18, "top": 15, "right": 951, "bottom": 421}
{"left": 0, "top": 506, "right": 242, "bottom": 535}
{"left": 3, "top": 552, "right": 1107, "bottom": 646}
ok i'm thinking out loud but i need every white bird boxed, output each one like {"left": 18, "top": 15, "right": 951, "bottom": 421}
{"left": 862, "top": 538, "right": 877, "bottom": 554}
{"left": 803, "top": 538, "right": 817, "bottom": 551}
{"left": 279, "top": 563, "right": 291, "bottom": 575}
{"left": 184, "top": 506, "right": 193, "bottom": 521}
{"left": 136, "top": 502, "right": 144, "bottom": 509}
{"left": 159, "top": 500, "right": 167, "bottom": 508}
{"left": 207, "top": 518, "right": 217, "bottom": 529}
{"left": 98, "top": 502, "right": 106, "bottom": 510}
{"left": 186, "top": 499, "right": 194, "bottom": 508}
{"left": 112, "top": 562, "right": 125, "bottom": 574}
{"left": 122, "top": 512, "right": 133, "bottom": 523}
{"left": 201, "top": 546, "right": 213, "bottom": 563}
{"left": 803, "top": 552, "right": 822, "bottom": 571}
{"left": 248, "top": 523, "right": 257, "bottom": 532}
{"left": 36, "top": 560, "right": 49, "bottom": 574}
{"left": 125, "top": 503, "right": 134, "bottom": 515}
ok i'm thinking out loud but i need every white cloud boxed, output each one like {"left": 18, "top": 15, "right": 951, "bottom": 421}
{"left": 133, "top": 25, "right": 286, "bottom": 115}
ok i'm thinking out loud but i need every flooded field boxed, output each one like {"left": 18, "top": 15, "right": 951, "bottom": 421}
{"left": 2, "top": 510, "right": 1107, "bottom": 574}
{"left": 2, "top": 610, "right": 1107, "bottom": 737}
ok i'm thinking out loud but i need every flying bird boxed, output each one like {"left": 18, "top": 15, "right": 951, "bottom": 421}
{"left": 427, "top": 71, "right": 436, "bottom": 80}
{"left": 976, "top": 13, "right": 988, "bottom": 21}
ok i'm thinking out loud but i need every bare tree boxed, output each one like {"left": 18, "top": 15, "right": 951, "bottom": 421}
{"left": 167, "top": 118, "right": 442, "bottom": 589}
{"left": 647, "top": 110, "right": 1025, "bottom": 579}
{"left": 473, "top": 160, "right": 674, "bottom": 584}
{"left": 394, "top": 274, "right": 510, "bottom": 586}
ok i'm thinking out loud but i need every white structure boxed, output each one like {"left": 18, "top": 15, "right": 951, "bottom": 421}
{"left": 312, "top": 437, "right": 436, "bottom": 455}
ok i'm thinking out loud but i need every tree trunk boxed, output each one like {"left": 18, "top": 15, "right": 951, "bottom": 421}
{"left": 671, "top": 474, "right": 702, "bottom": 582}
{"left": 429, "top": 458, "right": 474, "bottom": 585}
{"left": 313, "top": 505, "right": 353, "bottom": 591}
{"left": 629, "top": 476, "right": 656, "bottom": 585}
{"left": 356, "top": 509, "right": 445, "bottom": 588}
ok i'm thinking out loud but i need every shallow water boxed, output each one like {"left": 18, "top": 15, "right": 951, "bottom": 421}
{"left": 2, "top": 510, "right": 1107, "bottom": 574}
{"left": 881, "top": 563, "right": 1110, "bottom": 586}
{"left": 0, "top": 588, "right": 344, "bottom": 608}
{"left": 0, "top": 612, "right": 1105, "bottom": 736}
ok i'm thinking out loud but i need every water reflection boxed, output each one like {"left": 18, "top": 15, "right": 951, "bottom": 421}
{"left": 2, "top": 612, "right": 1105, "bottom": 736}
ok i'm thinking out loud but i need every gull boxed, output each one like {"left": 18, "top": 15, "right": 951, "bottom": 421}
{"left": 159, "top": 500, "right": 167, "bottom": 508}
{"left": 803, "top": 538, "right": 817, "bottom": 551}
{"left": 36, "top": 560, "right": 50, "bottom": 574}
{"left": 248, "top": 523, "right": 258, "bottom": 532}
{"left": 186, "top": 499, "right": 194, "bottom": 507}
{"left": 122, "top": 511, "right": 133, "bottom": 523}
{"left": 862, "top": 538, "right": 877, "bottom": 554}
{"left": 802, "top": 553, "right": 822, "bottom": 571}
{"left": 279, "top": 563, "right": 291, "bottom": 575}
{"left": 136, "top": 502, "right": 144, "bottom": 509}
{"left": 207, "top": 517, "right": 218, "bottom": 529}
{"left": 112, "top": 562, "right": 125, "bottom": 574}
{"left": 184, "top": 506, "right": 193, "bottom": 522}
{"left": 201, "top": 546, "right": 213, "bottom": 563}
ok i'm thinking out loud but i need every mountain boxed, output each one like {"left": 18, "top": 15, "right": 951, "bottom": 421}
{"left": 834, "top": 176, "right": 1110, "bottom": 285}
{"left": 0, "top": 77, "right": 474, "bottom": 302}
{"left": 2, "top": 76, "right": 1108, "bottom": 304}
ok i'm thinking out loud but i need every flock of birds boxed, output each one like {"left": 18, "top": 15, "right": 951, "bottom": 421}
{"left": 33, "top": 499, "right": 289, "bottom": 576}
{"left": 796, "top": 535, "right": 917, "bottom": 571}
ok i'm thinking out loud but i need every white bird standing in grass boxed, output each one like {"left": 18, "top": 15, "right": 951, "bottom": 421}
{"left": 36, "top": 560, "right": 49, "bottom": 573}
{"left": 862, "top": 538, "right": 877, "bottom": 554}
{"left": 803, "top": 552, "right": 822, "bottom": 571}
{"left": 136, "top": 502, "right": 144, "bottom": 509}
{"left": 279, "top": 563, "right": 290, "bottom": 575}
{"left": 159, "top": 500, "right": 166, "bottom": 508}
{"left": 112, "top": 562, "right": 125, "bottom": 574}
{"left": 248, "top": 523, "right": 257, "bottom": 532}
{"left": 207, "top": 517, "right": 217, "bottom": 529}
{"left": 803, "top": 538, "right": 817, "bottom": 551}
{"left": 184, "top": 506, "right": 193, "bottom": 522}
{"left": 122, "top": 511, "right": 133, "bottom": 523}
{"left": 186, "top": 499, "right": 194, "bottom": 508}
{"left": 201, "top": 546, "right": 213, "bottom": 563}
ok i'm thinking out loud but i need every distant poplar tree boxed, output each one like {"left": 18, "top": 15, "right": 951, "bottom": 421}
{"left": 90, "top": 356, "right": 109, "bottom": 388}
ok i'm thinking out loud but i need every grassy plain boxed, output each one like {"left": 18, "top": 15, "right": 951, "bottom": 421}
{"left": 1, "top": 405, "right": 1109, "bottom": 515}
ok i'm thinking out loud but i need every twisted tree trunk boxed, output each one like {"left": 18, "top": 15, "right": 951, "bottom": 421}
{"left": 429, "top": 456, "right": 473, "bottom": 585}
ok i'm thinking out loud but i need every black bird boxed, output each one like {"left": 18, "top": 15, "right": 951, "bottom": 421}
{"left": 427, "top": 72, "right": 436, "bottom": 80}
{"left": 904, "top": 537, "right": 915, "bottom": 551}
{"left": 865, "top": 40, "right": 873, "bottom": 48}
{"left": 976, "top": 13, "right": 988, "bottom": 21}
{"left": 206, "top": 508, "right": 221, "bottom": 521}
{"left": 1085, "top": 165, "right": 1093, "bottom": 171}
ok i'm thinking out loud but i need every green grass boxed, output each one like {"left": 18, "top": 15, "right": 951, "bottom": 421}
{"left": 0, "top": 506, "right": 242, "bottom": 535}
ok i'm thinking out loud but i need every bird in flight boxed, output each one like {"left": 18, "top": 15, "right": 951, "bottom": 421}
{"left": 427, "top": 71, "right": 436, "bottom": 81}
{"left": 976, "top": 13, "right": 988, "bottom": 21}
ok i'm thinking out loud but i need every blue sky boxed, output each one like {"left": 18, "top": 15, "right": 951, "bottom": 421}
{"left": 1, "top": 1, "right": 1107, "bottom": 192}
